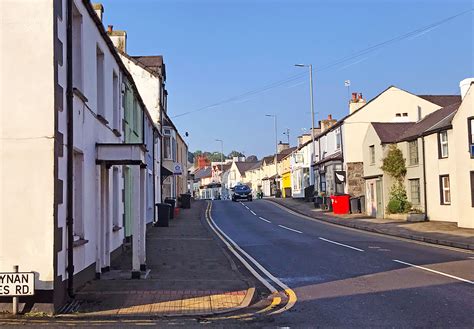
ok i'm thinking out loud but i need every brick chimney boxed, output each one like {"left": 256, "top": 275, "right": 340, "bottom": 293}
{"left": 320, "top": 114, "right": 337, "bottom": 132}
{"left": 107, "top": 25, "right": 127, "bottom": 53}
{"left": 92, "top": 3, "right": 104, "bottom": 21}
{"left": 349, "top": 92, "right": 366, "bottom": 114}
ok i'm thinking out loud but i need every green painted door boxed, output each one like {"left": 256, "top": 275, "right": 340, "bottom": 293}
{"left": 376, "top": 180, "right": 383, "bottom": 218}
{"left": 124, "top": 166, "right": 132, "bottom": 237}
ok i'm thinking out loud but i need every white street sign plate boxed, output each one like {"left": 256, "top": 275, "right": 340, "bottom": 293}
{"left": 0, "top": 272, "right": 35, "bottom": 296}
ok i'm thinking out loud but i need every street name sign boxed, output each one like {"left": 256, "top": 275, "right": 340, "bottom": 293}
{"left": 0, "top": 272, "right": 35, "bottom": 296}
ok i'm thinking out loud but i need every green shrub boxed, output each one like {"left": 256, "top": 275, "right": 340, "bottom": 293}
{"left": 386, "top": 181, "right": 412, "bottom": 214}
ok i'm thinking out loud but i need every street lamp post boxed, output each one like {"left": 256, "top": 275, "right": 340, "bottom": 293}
{"left": 295, "top": 64, "right": 316, "bottom": 186}
{"left": 215, "top": 139, "right": 224, "bottom": 199}
{"left": 265, "top": 114, "right": 278, "bottom": 195}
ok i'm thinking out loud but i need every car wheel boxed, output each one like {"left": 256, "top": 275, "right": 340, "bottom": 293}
{"left": 248, "top": 197, "right": 252, "bottom": 202}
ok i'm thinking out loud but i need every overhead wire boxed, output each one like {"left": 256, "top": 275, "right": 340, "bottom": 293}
{"left": 171, "top": 9, "right": 472, "bottom": 119}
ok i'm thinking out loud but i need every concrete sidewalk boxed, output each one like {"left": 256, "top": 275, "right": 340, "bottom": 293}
{"left": 68, "top": 200, "right": 254, "bottom": 318}
{"left": 268, "top": 198, "right": 474, "bottom": 251}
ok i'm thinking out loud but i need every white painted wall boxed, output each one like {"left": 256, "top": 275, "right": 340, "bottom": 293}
{"left": 120, "top": 54, "right": 161, "bottom": 124}
{"left": 451, "top": 84, "right": 473, "bottom": 228}
{"left": 344, "top": 87, "right": 443, "bottom": 164}
{"left": 0, "top": 0, "right": 56, "bottom": 290}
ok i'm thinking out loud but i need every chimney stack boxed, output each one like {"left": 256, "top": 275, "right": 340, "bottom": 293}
{"left": 460, "top": 78, "right": 474, "bottom": 100}
{"left": 349, "top": 92, "right": 366, "bottom": 114}
{"left": 92, "top": 3, "right": 104, "bottom": 21}
{"left": 320, "top": 114, "right": 337, "bottom": 132}
{"left": 107, "top": 28, "right": 127, "bottom": 53}
{"left": 277, "top": 142, "right": 289, "bottom": 153}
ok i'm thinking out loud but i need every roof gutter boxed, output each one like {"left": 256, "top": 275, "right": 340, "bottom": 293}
{"left": 421, "top": 136, "right": 428, "bottom": 221}
{"left": 66, "top": 0, "right": 75, "bottom": 298}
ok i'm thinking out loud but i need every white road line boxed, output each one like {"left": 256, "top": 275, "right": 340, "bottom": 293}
{"left": 393, "top": 259, "right": 474, "bottom": 285}
{"left": 244, "top": 205, "right": 249, "bottom": 209}
{"left": 258, "top": 216, "right": 271, "bottom": 223}
{"left": 278, "top": 225, "right": 302, "bottom": 234}
{"left": 250, "top": 210, "right": 257, "bottom": 216}
{"left": 318, "top": 237, "right": 364, "bottom": 252}
{"left": 207, "top": 202, "right": 297, "bottom": 314}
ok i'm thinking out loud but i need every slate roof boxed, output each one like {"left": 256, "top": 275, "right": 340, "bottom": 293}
{"left": 315, "top": 151, "right": 343, "bottom": 165}
{"left": 372, "top": 122, "right": 416, "bottom": 144}
{"left": 277, "top": 147, "right": 297, "bottom": 161}
{"left": 398, "top": 102, "right": 461, "bottom": 141}
{"left": 371, "top": 102, "right": 462, "bottom": 144}
{"left": 417, "top": 95, "right": 461, "bottom": 107}
{"left": 131, "top": 55, "right": 165, "bottom": 78}
{"left": 235, "top": 162, "right": 260, "bottom": 175}
{"left": 193, "top": 167, "right": 212, "bottom": 179}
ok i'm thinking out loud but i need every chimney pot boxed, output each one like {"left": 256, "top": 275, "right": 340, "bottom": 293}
{"left": 351, "top": 93, "right": 357, "bottom": 101}
{"left": 328, "top": 114, "right": 332, "bottom": 120}
{"left": 107, "top": 25, "right": 113, "bottom": 33}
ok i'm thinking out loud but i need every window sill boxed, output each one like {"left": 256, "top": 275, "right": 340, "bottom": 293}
{"left": 112, "top": 225, "right": 122, "bottom": 232}
{"left": 73, "top": 87, "right": 88, "bottom": 103}
{"left": 73, "top": 238, "right": 89, "bottom": 248}
{"left": 113, "top": 129, "right": 122, "bottom": 137}
{"left": 97, "top": 114, "right": 109, "bottom": 125}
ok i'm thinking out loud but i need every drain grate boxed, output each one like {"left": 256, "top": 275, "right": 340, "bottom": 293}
{"left": 58, "top": 299, "right": 82, "bottom": 314}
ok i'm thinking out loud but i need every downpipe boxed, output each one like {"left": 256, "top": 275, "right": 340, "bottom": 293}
{"left": 66, "top": 0, "right": 75, "bottom": 298}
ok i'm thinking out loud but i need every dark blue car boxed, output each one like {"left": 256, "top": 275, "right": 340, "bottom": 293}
{"left": 232, "top": 184, "right": 253, "bottom": 202}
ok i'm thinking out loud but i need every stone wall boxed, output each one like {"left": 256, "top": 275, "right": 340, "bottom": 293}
{"left": 347, "top": 162, "right": 365, "bottom": 196}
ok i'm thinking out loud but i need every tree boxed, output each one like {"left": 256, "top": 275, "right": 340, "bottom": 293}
{"left": 381, "top": 145, "right": 411, "bottom": 214}
{"left": 246, "top": 155, "right": 258, "bottom": 162}
{"left": 228, "top": 150, "right": 245, "bottom": 159}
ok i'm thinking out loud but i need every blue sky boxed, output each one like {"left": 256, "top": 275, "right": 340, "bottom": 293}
{"left": 101, "top": 0, "right": 473, "bottom": 158}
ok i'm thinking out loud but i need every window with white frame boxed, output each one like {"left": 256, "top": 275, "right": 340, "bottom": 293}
{"left": 369, "top": 145, "right": 375, "bottom": 165}
{"left": 73, "top": 151, "right": 84, "bottom": 239}
{"left": 147, "top": 171, "right": 153, "bottom": 209}
{"left": 112, "top": 167, "right": 120, "bottom": 228}
{"left": 469, "top": 118, "right": 474, "bottom": 158}
{"left": 72, "top": 3, "right": 83, "bottom": 91}
{"left": 112, "top": 71, "right": 119, "bottom": 131}
{"left": 96, "top": 46, "right": 105, "bottom": 118}
{"left": 409, "top": 179, "right": 420, "bottom": 205}
{"left": 439, "top": 175, "right": 451, "bottom": 205}
{"left": 438, "top": 131, "right": 449, "bottom": 158}
{"left": 408, "top": 140, "right": 419, "bottom": 165}
{"left": 335, "top": 128, "right": 341, "bottom": 150}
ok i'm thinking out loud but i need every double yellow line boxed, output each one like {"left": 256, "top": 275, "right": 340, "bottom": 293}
{"left": 204, "top": 201, "right": 297, "bottom": 319}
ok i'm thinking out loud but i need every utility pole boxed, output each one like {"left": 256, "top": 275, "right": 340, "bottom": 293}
{"left": 295, "top": 64, "right": 316, "bottom": 186}
{"left": 265, "top": 114, "right": 278, "bottom": 195}
{"left": 215, "top": 139, "right": 224, "bottom": 198}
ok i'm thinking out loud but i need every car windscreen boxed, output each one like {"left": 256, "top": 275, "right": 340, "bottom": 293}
{"left": 234, "top": 185, "right": 250, "bottom": 192}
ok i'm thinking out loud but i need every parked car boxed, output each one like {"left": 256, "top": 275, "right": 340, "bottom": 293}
{"left": 232, "top": 184, "right": 253, "bottom": 202}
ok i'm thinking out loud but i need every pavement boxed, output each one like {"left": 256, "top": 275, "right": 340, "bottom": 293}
{"left": 208, "top": 199, "right": 474, "bottom": 327}
{"left": 267, "top": 197, "right": 474, "bottom": 251}
{"left": 62, "top": 200, "right": 255, "bottom": 318}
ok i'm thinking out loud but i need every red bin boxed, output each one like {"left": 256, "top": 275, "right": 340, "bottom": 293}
{"left": 330, "top": 195, "right": 351, "bottom": 214}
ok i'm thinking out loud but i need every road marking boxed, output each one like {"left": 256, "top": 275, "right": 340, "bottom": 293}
{"left": 250, "top": 210, "right": 257, "bottom": 216}
{"left": 318, "top": 237, "right": 364, "bottom": 252}
{"left": 207, "top": 201, "right": 297, "bottom": 314}
{"left": 278, "top": 225, "right": 302, "bottom": 234}
{"left": 259, "top": 216, "right": 271, "bottom": 223}
{"left": 393, "top": 259, "right": 474, "bottom": 284}
{"left": 266, "top": 200, "right": 474, "bottom": 255}
{"left": 368, "top": 246, "right": 380, "bottom": 249}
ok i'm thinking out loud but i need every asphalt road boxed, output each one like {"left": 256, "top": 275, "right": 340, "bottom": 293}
{"left": 210, "top": 199, "right": 474, "bottom": 328}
